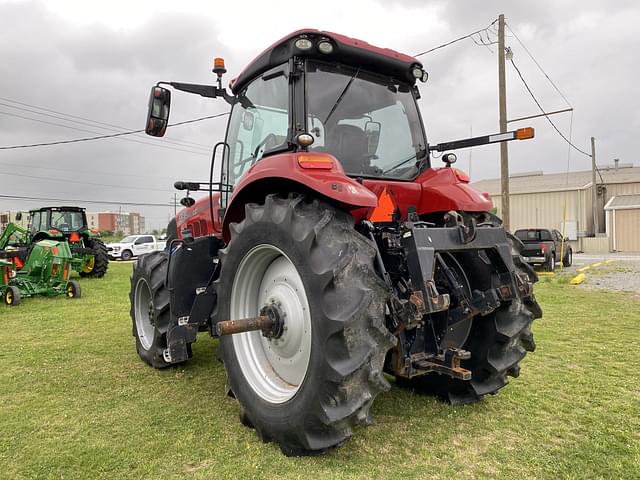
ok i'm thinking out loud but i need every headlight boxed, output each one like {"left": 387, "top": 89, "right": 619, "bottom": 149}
{"left": 294, "top": 37, "right": 313, "bottom": 50}
{"left": 318, "top": 41, "right": 334, "bottom": 54}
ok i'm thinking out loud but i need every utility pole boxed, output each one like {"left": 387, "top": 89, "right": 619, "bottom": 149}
{"left": 591, "top": 136, "right": 599, "bottom": 234}
{"left": 498, "top": 13, "right": 510, "bottom": 231}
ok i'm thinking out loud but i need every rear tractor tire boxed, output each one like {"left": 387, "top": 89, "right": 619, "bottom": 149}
{"left": 130, "top": 251, "right": 180, "bottom": 369}
{"left": 216, "top": 194, "right": 395, "bottom": 455}
{"left": 80, "top": 238, "right": 109, "bottom": 278}
{"left": 396, "top": 234, "right": 542, "bottom": 405}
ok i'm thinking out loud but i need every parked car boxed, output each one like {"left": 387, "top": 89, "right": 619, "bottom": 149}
{"left": 106, "top": 235, "right": 166, "bottom": 261}
{"left": 514, "top": 228, "right": 572, "bottom": 271}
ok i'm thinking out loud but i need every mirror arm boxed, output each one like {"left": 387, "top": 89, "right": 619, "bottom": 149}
{"left": 158, "top": 81, "right": 234, "bottom": 105}
{"left": 429, "top": 128, "right": 534, "bottom": 152}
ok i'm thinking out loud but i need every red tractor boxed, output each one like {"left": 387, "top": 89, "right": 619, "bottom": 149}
{"left": 131, "top": 29, "right": 541, "bottom": 455}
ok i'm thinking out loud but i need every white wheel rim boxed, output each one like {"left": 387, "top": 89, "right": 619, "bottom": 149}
{"left": 230, "top": 244, "right": 312, "bottom": 404}
{"left": 134, "top": 278, "right": 155, "bottom": 351}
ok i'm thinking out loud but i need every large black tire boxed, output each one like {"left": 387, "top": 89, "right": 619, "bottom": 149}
{"left": 130, "top": 251, "right": 173, "bottom": 369}
{"left": 80, "top": 238, "right": 109, "bottom": 278}
{"left": 396, "top": 234, "right": 542, "bottom": 405}
{"left": 216, "top": 194, "right": 395, "bottom": 455}
{"left": 164, "top": 218, "right": 177, "bottom": 252}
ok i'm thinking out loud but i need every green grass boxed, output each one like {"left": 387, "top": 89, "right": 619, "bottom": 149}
{"left": 1, "top": 263, "right": 639, "bottom": 479}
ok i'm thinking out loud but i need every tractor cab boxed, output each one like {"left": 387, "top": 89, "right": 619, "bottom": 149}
{"left": 223, "top": 31, "right": 429, "bottom": 187}
{"left": 28, "top": 206, "right": 89, "bottom": 240}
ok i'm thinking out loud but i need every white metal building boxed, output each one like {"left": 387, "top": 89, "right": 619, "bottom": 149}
{"left": 471, "top": 164, "right": 640, "bottom": 252}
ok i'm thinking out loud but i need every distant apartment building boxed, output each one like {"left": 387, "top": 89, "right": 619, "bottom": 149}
{"left": 0, "top": 211, "right": 28, "bottom": 230}
{"left": 86, "top": 211, "right": 146, "bottom": 235}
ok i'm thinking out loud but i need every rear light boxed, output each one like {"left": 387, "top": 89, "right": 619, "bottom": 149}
{"left": 49, "top": 229, "right": 60, "bottom": 235}
{"left": 52, "top": 246, "right": 58, "bottom": 255}
{"left": 297, "top": 154, "right": 334, "bottom": 170}
{"left": 14, "top": 257, "right": 23, "bottom": 270}
{"left": 453, "top": 168, "right": 470, "bottom": 182}
{"left": 539, "top": 243, "right": 546, "bottom": 253}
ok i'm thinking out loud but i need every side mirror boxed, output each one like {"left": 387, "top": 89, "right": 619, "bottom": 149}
{"left": 15, "top": 212, "right": 22, "bottom": 221}
{"left": 145, "top": 86, "right": 171, "bottom": 137}
{"left": 365, "top": 121, "right": 381, "bottom": 156}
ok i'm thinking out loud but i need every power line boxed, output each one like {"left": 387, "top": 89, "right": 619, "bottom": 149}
{"left": 0, "top": 109, "right": 210, "bottom": 155}
{"left": 504, "top": 23, "right": 572, "bottom": 108}
{"left": 414, "top": 19, "right": 498, "bottom": 57}
{"left": 0, "top": 101, "right": 211, "bottom": 153}
{"left": 0, "top": 96, "right": 213, "bottom": 150}
{"left": 0, "top": 112, "right": 228, "bottom": 150}
{"left": 0, "top": 171, "right": 172, "bottom": 192}
{"left": 0, "top": 193, "right": 173, "bottom": 207}
{"left": 508, "top": 57, "right": 591, "bottom": 158}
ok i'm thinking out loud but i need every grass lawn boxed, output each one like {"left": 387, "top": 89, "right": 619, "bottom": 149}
{"left": 1, "top": 262, "right": 638, "bottom": 479}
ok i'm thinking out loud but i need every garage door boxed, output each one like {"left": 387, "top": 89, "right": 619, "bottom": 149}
{"left": 614, "top": 209, "right": 640, "bottom": 252}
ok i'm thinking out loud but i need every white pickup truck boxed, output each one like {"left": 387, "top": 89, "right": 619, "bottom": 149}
{"left": 106, "top": 235, "right": 166, "bottom": 261}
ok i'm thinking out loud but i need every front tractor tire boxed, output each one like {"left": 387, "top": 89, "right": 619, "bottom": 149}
{"left": 3, "top": 286, "right": 21, "bottom": 306}
{"left": 217, "top": 194, "right": 395, "bottom": 455}
{"left": 80, "top": 238, "right": 109, "bottom": 278}
{"left": 130, "top": 251, "right": 174, "bottom": 369}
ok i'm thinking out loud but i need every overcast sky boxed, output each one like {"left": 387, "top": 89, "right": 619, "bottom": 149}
{"left": 1, "top": 0, "right": 638, "bottom": 230}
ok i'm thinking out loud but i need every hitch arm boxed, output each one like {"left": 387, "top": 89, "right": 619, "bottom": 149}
{"left": 429, "top": 127, "right": 534, "bottom": 152}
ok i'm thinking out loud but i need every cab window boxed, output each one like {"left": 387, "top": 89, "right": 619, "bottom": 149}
{"left": 225, "top": 65, "right": 290, "bottom": 186}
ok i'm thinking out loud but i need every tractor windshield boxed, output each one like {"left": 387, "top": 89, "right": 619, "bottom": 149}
{"left": 305, "top": 60, "right": 428, "bottom": 180}
{"left": 50, "top": 211, "right": 85, "bottom": 232}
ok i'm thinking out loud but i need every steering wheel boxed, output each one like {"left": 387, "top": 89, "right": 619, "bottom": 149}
{"left": 253, "top": 133, "right": 278, "bottom": 159}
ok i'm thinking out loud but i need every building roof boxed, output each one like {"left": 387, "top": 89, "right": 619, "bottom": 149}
{"left": 604, "top": 194, "right": 640, "bottom": 210}
{"left": 471, "top": 164, "right": 640, "bottom": 195}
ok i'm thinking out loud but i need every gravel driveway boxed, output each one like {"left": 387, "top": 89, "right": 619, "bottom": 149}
{"left": 554, "top": 253, "right": 640, "bottom": 294}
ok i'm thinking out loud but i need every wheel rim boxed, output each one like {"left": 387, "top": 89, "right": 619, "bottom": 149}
{"left": 66, "top": 284, "right": 74, "bottom": 298}
{"left": 230, "top": 244, "right": 312, "bottom": 404}
{"left": 83, "top": 256, "right": 95, "bottom": 273}
{"left": 134, "top": 278, "right": 155, "bottom": 351}
{"left": 6, "top": 290, "right": 13, "bottom": 305}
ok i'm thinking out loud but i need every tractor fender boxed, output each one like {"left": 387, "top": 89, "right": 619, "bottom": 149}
{"left": 222, "top": 152, "right": 377, "bottom": 242}
{"left": 416, "top": 167, "right": 494, "bottom": 214}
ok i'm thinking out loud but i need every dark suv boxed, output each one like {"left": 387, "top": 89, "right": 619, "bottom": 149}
{"left": 514, "top": 228, "right": 573, "bottom": 271}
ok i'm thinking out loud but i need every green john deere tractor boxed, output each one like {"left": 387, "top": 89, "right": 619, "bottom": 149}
{"left": 1, "top": 239, "right": 81, "bottom": 306}
{"left": 18, "top": 207, "right": 109, "bottom": 278}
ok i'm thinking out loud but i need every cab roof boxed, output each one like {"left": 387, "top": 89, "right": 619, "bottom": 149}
{"left": 29, "top": 206, "right": 86, "bottom": 213}
{"left": 230, "top": 29, "right": 422, "bottom": 94}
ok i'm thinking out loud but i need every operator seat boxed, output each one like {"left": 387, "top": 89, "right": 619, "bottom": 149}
{"left": 326, "top": 124, "right": 369, "bottom": 174}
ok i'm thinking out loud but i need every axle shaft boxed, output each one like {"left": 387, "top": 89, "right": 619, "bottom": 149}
{"left": 215, "top": 315, "right": 273, "bottom": 336}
